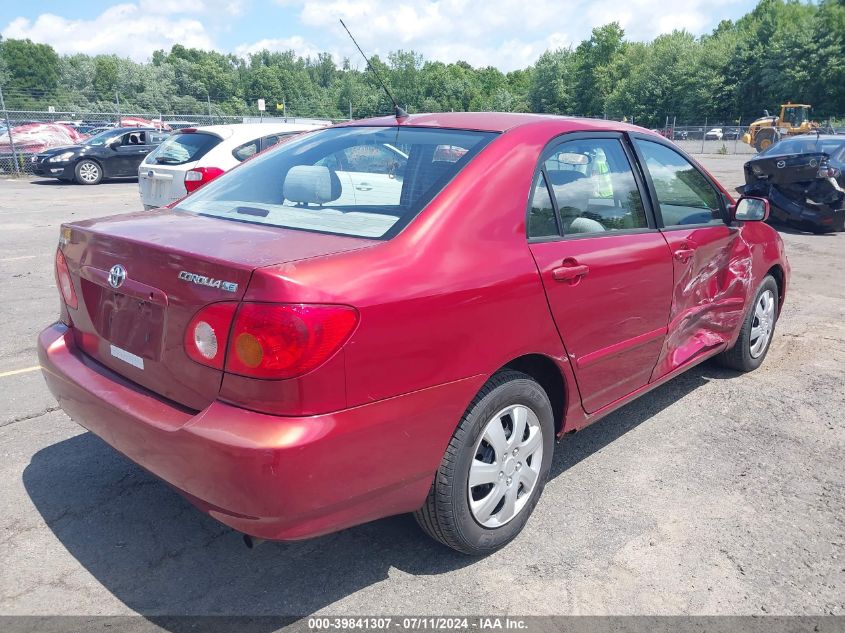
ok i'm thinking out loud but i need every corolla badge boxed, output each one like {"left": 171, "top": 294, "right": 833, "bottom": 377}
{"left": 776, "top": 160, "right": 786, "bottom": 168}
{"left": 178, "top": 270, "right": 238, "bottom": 293}
{"left": 108, "top": 264, "right": 127, "bottom": 289}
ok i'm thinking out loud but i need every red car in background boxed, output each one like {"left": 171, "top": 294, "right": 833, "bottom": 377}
{"left": 39, "top": 113, "right": 789, "bottom": 555}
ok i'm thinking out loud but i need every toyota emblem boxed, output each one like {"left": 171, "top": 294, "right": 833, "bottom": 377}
{"left": 108, "top": 264, "right": 127, "bottom": 289}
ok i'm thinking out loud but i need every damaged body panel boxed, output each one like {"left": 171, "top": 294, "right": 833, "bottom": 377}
{"left": 740, "top": 135, "right": 845, "bottom": 233}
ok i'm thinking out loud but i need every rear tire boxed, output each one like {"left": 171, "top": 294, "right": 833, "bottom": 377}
{"left": 75, "top": 159, "right": 102, "bottom": 185}
{"left": 716, "top": 275, "right": 779, "bottom": 372}
{"left": 414, "top": 370, "right": 555, "bottom": 555}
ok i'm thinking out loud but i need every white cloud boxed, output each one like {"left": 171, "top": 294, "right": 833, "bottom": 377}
{"left": 2, "top": 4, "right": 215, "bottom": 61}
{"left": 138, "top": 0, "right": 246, "bottom": 15}
{"left": 272, "top": 0, "right": 752, "bottom": 70}
{"left": 234, "top": 35, "right": 326, "bottom": 60}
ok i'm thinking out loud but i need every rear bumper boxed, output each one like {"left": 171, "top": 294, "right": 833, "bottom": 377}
{"left": 38, "top": 323, "right": 484, "bottom": 540}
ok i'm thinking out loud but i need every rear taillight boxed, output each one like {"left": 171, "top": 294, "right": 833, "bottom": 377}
{"left": 184, "top": 302, "right": 238, "bottom": 369}
{"left": 184, "top": 302, "right": 358, "bottom": 378}
{"left": 226, "top": 303, "right": 358, "bottom": 379}
{"left": 184, "top": 167, "right": 224, "bottom": 193}
{"left": 55, "top": 249, "right": 78, "bottom": 309}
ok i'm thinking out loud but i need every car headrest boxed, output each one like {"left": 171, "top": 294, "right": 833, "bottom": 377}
{"left": 283, "top": 165, "right": 341, "bottom": 204}
{"left": 568, "top": 217, "right": 606, "bottom": 234}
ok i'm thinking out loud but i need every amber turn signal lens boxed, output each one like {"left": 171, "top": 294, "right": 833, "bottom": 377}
{"left": 235, "top": 332, "right": 264, "bottom": 368}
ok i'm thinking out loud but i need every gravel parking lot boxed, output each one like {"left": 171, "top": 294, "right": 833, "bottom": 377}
{"left": 0, "top": 155, "right": 842, "bottom": 619}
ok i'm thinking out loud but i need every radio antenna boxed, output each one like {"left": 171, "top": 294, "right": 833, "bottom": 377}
{"left": 339, "top": 19, "right": 408, "bottom": 119}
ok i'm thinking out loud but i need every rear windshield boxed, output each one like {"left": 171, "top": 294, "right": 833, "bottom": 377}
{"left": 145, "top": 132, "right": 220, "bottom": 166}
{"left": 176, "top": 126, "right": 496, "bottom": 239}
{"left": 760, "top": 137, "right": 845, "bottom": 159}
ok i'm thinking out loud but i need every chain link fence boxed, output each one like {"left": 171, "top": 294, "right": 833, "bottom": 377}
{"left": 3, "top": 108, "right": 843, "bottom": 176}
{"left": 0, "top": 109, "right": 338, "bottom": 175}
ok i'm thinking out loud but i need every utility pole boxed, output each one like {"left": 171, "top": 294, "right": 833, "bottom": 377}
{"left": 207, "top": 94, "right": 213, "bottom": 123}
{"left": 734, "top": 116, "right": 741, "bottom": 154}
{"left": 0, "top": 84, "right": 21, "bottom": 177}
{"left": 115, "top": 91, "right": 121, "bottom": 126}
{"left": 349, "top": 100, "right": 353, "bottom": 121}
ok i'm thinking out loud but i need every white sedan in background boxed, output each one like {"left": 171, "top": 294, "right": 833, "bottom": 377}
{"left": 138, "top": 122, "right": 328, "bottom": 209}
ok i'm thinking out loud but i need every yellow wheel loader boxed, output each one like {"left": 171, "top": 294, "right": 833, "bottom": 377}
{"left": 742, "top": 103, "right": 820, "bottom": 152}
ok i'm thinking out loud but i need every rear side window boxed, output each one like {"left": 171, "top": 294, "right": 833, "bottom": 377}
{"left": 540, "top": 138, "right": 648, "bottom": 235}
{"left": 176, "top": 126, "right": 496, "bottom": 239}
{"left": 232, "top": 139, "right": 261, "bottom": 162}
{"left": 527, "top": 172, "right": 558, "bottom": 238}
{"left": 635, "top": 140, "right": 723, "bottom": 227}
{"left": 145, "top": 132, "right": 220, "bottom": 166}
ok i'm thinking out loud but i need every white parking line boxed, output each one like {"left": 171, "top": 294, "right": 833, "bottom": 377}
{"left": 0, "top": 366, "right": 41, "bottom": 378}
{"left": 1, "top": 255, "right": 40, "bottom": 262}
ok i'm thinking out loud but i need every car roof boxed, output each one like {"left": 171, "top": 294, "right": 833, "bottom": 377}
{"left": 188, "top": 122, "right": 328, "bottom": 141}
{"left": 338, "top": 112, "right": 646, "bottom": 134}
{"left": 107, "top": 126, "right": 160, "bottom": 133}
{"left": 789, "top": 134, "right": 845, "bottom": 142}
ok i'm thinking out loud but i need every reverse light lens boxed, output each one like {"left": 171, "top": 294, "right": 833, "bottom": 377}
{"left": 184, "top": 167, "right": 225, "bottom": 193}
{"left": 55, "top": 249, "right": 78, "bottom": 309}
{"left": 193, "top": 321, "right": 218, "bottom": 360}
{"left": 184, "top": 302, "right": 238, "bottom": 369}
{"left": 226, "top": 303, "right": 359, "bottom": 379}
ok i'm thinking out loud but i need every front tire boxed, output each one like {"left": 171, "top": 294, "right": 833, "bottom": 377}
{"left": 75, "top": 159, "right": 102, "bottom": 185}
{"left": 716, "top": 275, "right": 779, "bottom": 372}
{"left": 754, "top": 129, "right": 778, "bottom": 152}
{"left": 415, "top": 370, "right": 555, "bottom": 555}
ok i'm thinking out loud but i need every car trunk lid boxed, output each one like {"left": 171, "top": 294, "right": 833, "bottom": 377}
{"left": 61, "top": 208, "right": 374, "bottom": 410}
{"left": 748, "top": 151, "right": 828, "bottom": 184}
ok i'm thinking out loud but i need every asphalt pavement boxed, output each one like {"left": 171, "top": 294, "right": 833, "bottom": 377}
{"left": 0, "top": 160, "right": 842, "bottom": 619}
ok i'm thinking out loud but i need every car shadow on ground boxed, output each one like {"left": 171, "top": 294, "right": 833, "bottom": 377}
{"left": 770, "top": 222, "right": 841, "bottom": 236}
{"left": 30, "top": 177, "right": 138, "bottom": 186}
{"left": 23, "top": 361, "right": 721, "bottom": 624}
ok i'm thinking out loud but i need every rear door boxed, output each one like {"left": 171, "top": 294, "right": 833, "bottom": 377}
{"left": 527, "top": 133, "right": 674, "bottom": 413}
{"left": 629, "top": 135, "right": 748, "bottom": 380}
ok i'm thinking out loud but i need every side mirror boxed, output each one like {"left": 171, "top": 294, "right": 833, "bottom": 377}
{"left": 106, "top": 137, "right": 121, "bottom": 149}
{"left": 733, "top": 196, "right": 769, "bottom": 222}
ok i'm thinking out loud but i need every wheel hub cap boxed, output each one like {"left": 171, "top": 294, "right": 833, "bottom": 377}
{"left": 749, "top": 289, "right": 775, "bottom": 358}
{"left": 467, "top": 404, "right": 544, "bottom": 528}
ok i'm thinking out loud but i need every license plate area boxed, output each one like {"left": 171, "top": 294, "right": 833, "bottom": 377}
{"left": 81, "top": 278, "right": 165, "bottom": 360}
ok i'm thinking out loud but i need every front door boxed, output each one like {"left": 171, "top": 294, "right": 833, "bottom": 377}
{"left": 527, "top": 134, "right": 674, "bottom": 413}
{"left": 630, "top": 136, "right": 749, "bottom": 380}
{"left": 114, "top": 131, "right": 153, "bottom": 176}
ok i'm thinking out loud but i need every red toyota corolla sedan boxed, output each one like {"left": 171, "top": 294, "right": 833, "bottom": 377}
{"left": 38, "top": 113, "right": 789, "bottom": 554}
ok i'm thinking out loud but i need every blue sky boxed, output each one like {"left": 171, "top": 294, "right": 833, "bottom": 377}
{"left": 2, "top": 0, "right": 760, "bottom": 71}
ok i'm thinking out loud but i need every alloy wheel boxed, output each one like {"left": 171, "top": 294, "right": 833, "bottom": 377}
{"left": 79, "top": 162, "right": 100, "bottom": 183}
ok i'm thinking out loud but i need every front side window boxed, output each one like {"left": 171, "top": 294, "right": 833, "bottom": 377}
{"left": 542, "top": 138, "right": 648, "bottom": 235}
{"left": 635, "top": 140, "right": 724, "bottom": 227}
{"left": 176, "top": 126, "right": 496, "bottom": 239}
{"left": 83, "top": 129, "right": 123, "bottom": 147}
